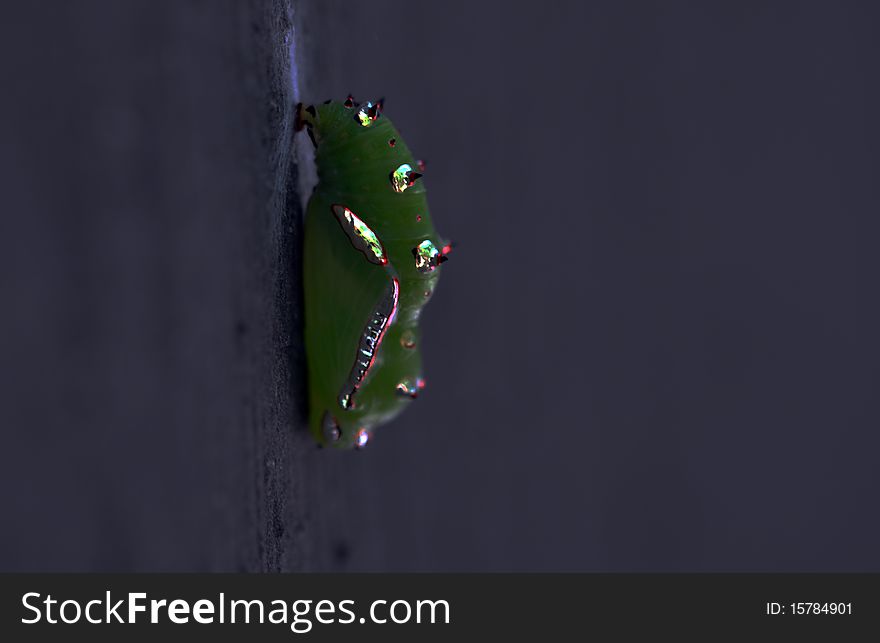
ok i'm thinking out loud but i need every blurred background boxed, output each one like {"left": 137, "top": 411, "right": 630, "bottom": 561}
{"left": 0, "top": 0, "right": 877, "bottom": 571}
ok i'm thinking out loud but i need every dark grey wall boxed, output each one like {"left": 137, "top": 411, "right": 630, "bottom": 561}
{"left": 0, "top": 0, "right": 876, "bottom": 572}
{"left": 297, "top": 0, "right": 878, "bottom": 571}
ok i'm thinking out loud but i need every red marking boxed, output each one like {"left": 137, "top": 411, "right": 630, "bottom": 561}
{"left": 441, "top": 244, "right": 453, "bottom": 256}
{"left": 416, "top": 214, "right": 422, "bottom": 222}
{"left": 389, "top": 138, "right": 396, "bottom": 147}
{"left": 344, "top": 95, "right": 354, "bottom": 108}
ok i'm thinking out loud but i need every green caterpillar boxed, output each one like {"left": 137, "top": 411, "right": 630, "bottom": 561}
{"left": 297, "top": 97, "right": 450, "bottom": 449}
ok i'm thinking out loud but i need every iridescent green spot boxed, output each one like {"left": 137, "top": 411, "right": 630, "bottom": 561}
{"left": 390, "top": 163, "right": 421, "bottom": 193}
{"left": 413, "top": 239, "right": 441, "bottom": 273}
{"left": 354, "top": 101, "right": 380, "bottom": 127}
{"left": 332, "top": 204, "right": 387, "bottom": 265}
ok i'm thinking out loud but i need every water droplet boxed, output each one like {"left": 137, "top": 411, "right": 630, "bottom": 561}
{"left": 400, "top": 330, "right": 417, "bottom": 349}
{"left": 355, "top": 429, "right": 370, "bottom": 449}
{"left": 412, "top": 239, "right": 442, "bottom": 273}
{"left": 331, "top": 204, "right": 387, "bottom": 265}
{"left": 343, "top": 95, "right": 354, "bottom": 108}
{"left": 390, "top": 164, "right": 422, "bottom": 193}
{"left": 424, "top": 289, "right": 432, "bottom": 298}
{"left": 321, "top": 412, "right": 341, "bottom": 443}
{"left": 354, "top": 101, "right": 381, "bottom": 127}
{"left": 388, "top": 138, "right": 396, "bottom": 147}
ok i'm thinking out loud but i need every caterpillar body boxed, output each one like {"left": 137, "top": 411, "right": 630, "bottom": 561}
{"left": 297, "top": 97, "right": 450, "bottom": 449}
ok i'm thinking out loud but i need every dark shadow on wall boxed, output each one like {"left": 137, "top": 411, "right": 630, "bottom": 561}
{"left": 0, "top": 0, "right": 310, "bottom": 571}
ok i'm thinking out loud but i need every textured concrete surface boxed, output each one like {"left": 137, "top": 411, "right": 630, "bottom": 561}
{"left": 0, "top": 0, "right": 309, "bottom": 571}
